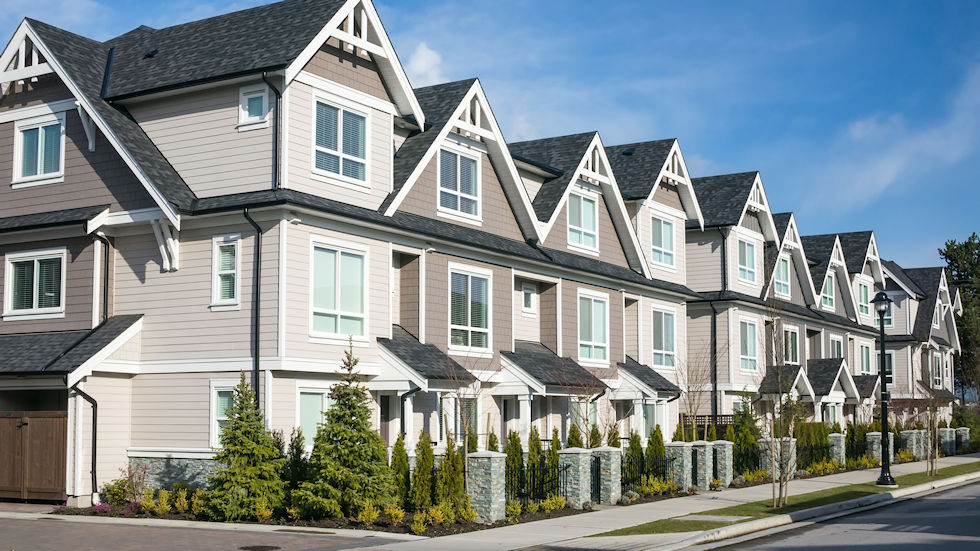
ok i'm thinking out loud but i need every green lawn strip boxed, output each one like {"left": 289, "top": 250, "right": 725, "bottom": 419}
{"left": 595, "top": 460, "right": 980, "bottom": 537}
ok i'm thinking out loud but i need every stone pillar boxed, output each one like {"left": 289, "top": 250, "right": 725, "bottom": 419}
{"left": 665, "top": 441, "right": 692, "bottom": 492}
{"left": 938, "top": 428, "right": 956, "bottom": 456}
{"left": 713, "top": 440, "right": 733, "bottom": 488}
{"left": 829, "top": 433, "right": 845, "bottom": 465}
{"left": 466, "top": 451, "right": 506, "bottom": 524}
{"left": 691, "top": 441, "right": 711, "bottom": 491}
{"left": 867, "top": 432, "right": 882, "bottom": 464}
{"left": 558, "top": 448, "right": 592, "bottom": 509}
{"left": 592, "top": 447, "right": 622, "bottom": 505}
{"left": 518, "top": 394, "right": 531, "bottom": 448}
{"left": 917, "top": 429, "right": 930, "bottom": 460}
{"left": 956, "top": 427, "right": 970, "bottom": 453}
{"left": 760, "top": 438, "right": 796, "bottom": 478}
{"left": 901, "top": 430, "right": 917, "bottom": 460}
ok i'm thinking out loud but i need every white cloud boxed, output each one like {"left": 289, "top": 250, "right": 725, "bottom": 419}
{"left": 405, "top": 42, "right": 447, "bottom": 87}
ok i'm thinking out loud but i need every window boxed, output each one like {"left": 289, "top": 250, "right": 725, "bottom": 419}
{"left": 211, "top": 235, "right": 240, "bottom": 308}
{"left": 578, "top": 293, "right": 608, "bottom": 362}
{"left": 450, "top": 269, "right": 490, "bottom": 350}
{"left": 824, "top": 403, "right": 839, "bottom": 426}
{"left": 933, "top": 304, "right": 940, "bottom": 328}
{"left": 652, "top": 308, "right": 675, "bottom": 367}
{"left": 568, "top": 193, "right": 598, "bottom": 250}
{"left": 933, "top": 355, "right": 942, "bottom": 388}
{"left": 3, "top": 248, "right": 65, "bottom": 318}
{"left": 13, "top": 112, "right": 65, "bottom": 186}
{"left": 774, "top": 257, "right": 790, "bottom": 298}
{"left": 783, "top": 327, "right": 799, "bottom": 364}
{"left": 876, "top": 300, "right": 893, "bottom": 328}
{"left": 643, "top": 402, "right": 659, "bottom": 435}
{"left": 739, "top": 320, "right": 758, "bottom": 371}
{"left": 311, "top": 243, "right": 366, "bottom": 338}
{"left": 878, "top": 352, "right": 893, "bottom": 384}
{"left": 651, "top": 217, "right": 674, "bottom": 267}
{"left": 737, "top": 240, "right": 755, "bottom": 282}
{"left": 238, "top": 85, "right": 268, "bottom": 128}
{"left": 860, "top": 344, "right": 872, "bottom": 374}
{"left": 858, "top": 282, "right": 870, "bottom": 316}
{"left": 830, "top": 337, "right": 844, "bottom": 359}
{"left": 299, "top": 390, "right": 333, "bottom": 447}
{"left": 821, "top": 273, "right": 835, "bottom": 309}
{"left": 570, "top": 400, "right": 586, "bottom": 429}
{"left": 521, "top": 283, "right": 537, "bottom": 316}
{"left": 438, "top": 149, "right": 480, "bottom": 219}
{"left": 210, "top": 383, "right": 235, "bottom": 447}
{"left": 314, "top": 99, "right": 367, "bottom": 182}
{"left": 588, "top": 401, "right": 598, "bottom": 427}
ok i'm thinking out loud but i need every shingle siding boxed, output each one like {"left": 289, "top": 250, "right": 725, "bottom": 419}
{"left": 302, "top": 37, "right": 392, "bottom": 103}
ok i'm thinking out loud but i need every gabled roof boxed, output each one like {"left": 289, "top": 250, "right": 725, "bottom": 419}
{"left": 836, "top": 231, "right": 874, "bottom": 274}
{"left": 764, "top": 212, "right": 818, "bottom": 305}
{"left": 509, "top": 132, "right": 597, "bottom": 222}
{"left": 904, "top": 267, "right": 946, "bottom": 341}
{"left": 692, "top": 290, "right": 875, "bottom": 334}
{"left": 501, "top": 341, "right": 605, "bottom": 390}
{"left": 0, "top": 205, "right": 108, "bottom": 235}
{"left": 0, "top": 315, "right": 142, "bottom": 375}
{"left": 881, "top": 259, "right": 926, "bottom": 299}
{"left": 618, "top": 356, "right": 681, "bottom": 395}
{"left": 689, "top": 171, "right": 758, "bottom": 228}
{"left": 853, "top": 375, "right": 880, "bottom": 400}
{"left": 759, "top": 364, "right": 813, "bottom": 397}
{"left": 377, "top": 325, "right": 474, "bottom": 383}
{"left": 604, "top": 139, "right": 676, "bottom": 200}
{"left": 806, "top": 357, "right": 859, "bottom": 399}
{"left": 772, "top": 213, "right": 793, "bottom": 239}
{"left": 800, "top": 233, "right": 838, "bottom": 285}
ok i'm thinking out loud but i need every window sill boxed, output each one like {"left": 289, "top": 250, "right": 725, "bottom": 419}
{"left": 308, "top": 334, "right": 371, "bottom": 347}
{"left": 448, "top": 347, "right": 493, "bottom": 359}
{"left": 236, "top": 119, "right": 269, "bottom": 132}
{"left": 736, "top": 276, "right": 756, "bottom": 285}
{"left": 209, "top": 303, "right": 240, "bottom": 312}
{"left": 567, "top": 243, "right": 599, "bottom": 257}
{"left": 521, "top": 311, "right": 537, "bottom": 319}
{"left": 436, "top": 208, "right": 482, "bottom": 227}
{"left": 650, "top": 260, "right": 677, "bottom": 271}
{"left": 3, "top": 310, "right": 65, "bottom": 321}
{"left": 774, "top": 292, "right": 791, "bottom": 300}
{"left": 579, "top": 360, "right": 610, "bottom": 369}
{"left": 11, "top": 174, "right": 64, "bottom": 189}
{"left": 310, "top": 169, "right": 371, "bottom": 191}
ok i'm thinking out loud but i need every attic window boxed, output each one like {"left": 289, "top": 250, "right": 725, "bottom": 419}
{"left": 568, "top": 193, "right": 598, "bottom": 251}
{"left": 438, "top": 148, "right": 480, "bottom": 221}
{"left": 821, "top": 273, "right": 835, "bottom": 310}
{"left": 238, "top": 85, "right": 269, "bottom": 130}
{"left": 13, "top": 112, "right": 65, "bottom": 187}
{"left": 774, "top": 257, "right": 790, "bottom": 298}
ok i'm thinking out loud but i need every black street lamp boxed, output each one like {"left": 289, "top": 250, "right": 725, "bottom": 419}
{"left": 871, "top": 291, "right": 897, "bottom": 487}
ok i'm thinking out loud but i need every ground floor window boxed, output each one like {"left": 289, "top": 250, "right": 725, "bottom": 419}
{"left": 299, "top": 390, "right": 333, "bottom": 447}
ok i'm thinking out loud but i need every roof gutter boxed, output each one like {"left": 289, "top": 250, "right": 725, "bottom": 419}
{"left": 261, "top": 71, "right": 282, "bottom": 190}
{"left": 399, "top": 386, "right": 421, "bottom": 438}
{"left": 106, "top": 65, "right": 287, "bottom": 102}
{"left": 69, "top": 383, "right": 98, "bottom": 502}
{"left": 243, "top": 208, "right": 262, "bottom": 408}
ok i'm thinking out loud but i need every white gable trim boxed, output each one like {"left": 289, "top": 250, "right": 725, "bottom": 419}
{"left": 66, "top": 317, "right": 143, "bottom": 387}
{"left": 735, "top": 173, "right": 778, "bottom": 242}
{"left": 764, "top": 214, "right": 818, "bottom": 305}
{"left": 646, "top": 140, "right": 704, "bottom": 230}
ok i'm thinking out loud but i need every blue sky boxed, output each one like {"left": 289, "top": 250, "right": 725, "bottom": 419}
{"left": 4, "top": 0, "right": 979, "bottom": 267}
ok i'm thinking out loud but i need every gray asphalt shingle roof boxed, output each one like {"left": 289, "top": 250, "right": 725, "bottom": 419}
{"left": 807, "top": 358, "right": 847, "bottom": 396}
{"left": 0, "top": 315, "right": 142, "bottom": 374}
{"left": 772, "top": 213, "right": 792, "bottom": 241}
{"left": 501, "top": 341, "right": 605, "bottom": 390}
{"left": 618, "top": 356, "right": 680, "bottom": 394}
{"left": 800, "top": 234, "right": 838, "bottom": 285}
{"left": 881, "top": 259, "right": 926, "bottom": 298}
{"left": 689, "top": 172, "right": 758, "bottom": 228}
{"left": 509, "top": 132, "right": 597, "bottom": 222}
{"left": 759, "top": 364, "right": 805, "bottom": 394}
{"left": 853, "top": 374, "right": 880, "bottom": 399}
{"left": 835, "top": 231, "right": 874, "bottom": 274}
{"left": 903, "top": 267, "right": 946, "bottom": 342}
{"left": 692, "top": 291, "right": 874, "bottom": 334}
{"left": 0, "top": 205, "right": 108, "bottom": 234}
{"left": 377, "top": 325, "right": 474, "bottom": 382}
{"left": 604, "top": 139, "right": 676, "bottom": 201}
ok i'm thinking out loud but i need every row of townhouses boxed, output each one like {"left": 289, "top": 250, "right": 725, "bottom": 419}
{"left": 0, "top": 0, "right": 962, "bottom": 505}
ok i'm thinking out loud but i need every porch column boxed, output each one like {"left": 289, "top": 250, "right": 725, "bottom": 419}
{"left": 403, "top": 393, "right": 416, "bottom": 449}
{"left": 631, "top": 398, "right": 644, "bottom": 438}
{"left": 518, "top": 393, "right": 531, "bottom": 447}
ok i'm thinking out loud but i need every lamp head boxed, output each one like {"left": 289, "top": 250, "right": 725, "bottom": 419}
{"left": 871, "top": 291, "right": 892, "bottom": 314}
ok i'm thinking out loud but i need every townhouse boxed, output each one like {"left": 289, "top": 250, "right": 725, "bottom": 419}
{"left": 0, "top": 0, "right": 961, "bottom": 507}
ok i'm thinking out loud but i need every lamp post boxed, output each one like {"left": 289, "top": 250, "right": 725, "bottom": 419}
{"left": 871, "top": 291, "right": 897, "bottom": 487}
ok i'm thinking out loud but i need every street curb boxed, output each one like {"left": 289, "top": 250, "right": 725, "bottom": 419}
{"left": 660, "top": 468, "right": 980, "bottom": 550}
{"left": 0, "top": 510, "right": 425, "bottom": 541}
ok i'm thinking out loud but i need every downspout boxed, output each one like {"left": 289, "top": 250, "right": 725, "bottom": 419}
{"left": 399, "top": 386, "right": 422, "bottom": 437}
{"left": 243, "top": 208, "right": 262, "bottom": 407}
{"left": 710, "top": 302, "right": 720, "bottom": 422}
{"left": 261, "top": 72, "right": 282, "bottom": 190}
{"left": 69, "top": 383, "right": 98, "bottom": 501}
{"left": 93, "top": 233, "right": 111, "bottom": 324}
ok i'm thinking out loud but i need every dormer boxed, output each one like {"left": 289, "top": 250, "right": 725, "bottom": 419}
{"left": 801, "top": 234, "right": 860, "bottom": 321}
{"left": 837, "top": 231, "right": 886, "bottom": 326}
{"left": 764, "top": 212, "right": 818, "bottom": 306}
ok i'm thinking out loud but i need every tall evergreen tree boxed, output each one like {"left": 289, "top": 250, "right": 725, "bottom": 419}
{"left": 391, "top": 433, "right": 411, "bottom": 508}
{"left": 566, "top": 424, "right": 585, "bottom": 448}
{"left": 547, "top": 427, "right": 561, "bottom": 468}
{"left": 940, "top": 233, "right": 980, "bottom": 401}
{"left": 625, "top": 431, "right": 643, "bottom": 471}
{"left": 411, "top": 429, "right": 435, "bottom": 510}
{"left": 294, "top": 344, "right": 395, "bottom": 518}
{"left": 607, "top": 424, "right": 621, "bottom": 447}
{"left": 438, "top": 434, "right": 466, "bottom": 510}
{"left": 645, "top": 425, "right": 666, "bottom": 475}
{"left": 528, "top": 426, "right": 543, "bottom": 467}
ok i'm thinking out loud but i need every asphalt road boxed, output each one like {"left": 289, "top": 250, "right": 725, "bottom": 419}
{"left": 720, "top": 480, "right": 980, "bottom": 550}
{"left": 0, "top": 518, "right": 398, "bottom": 551}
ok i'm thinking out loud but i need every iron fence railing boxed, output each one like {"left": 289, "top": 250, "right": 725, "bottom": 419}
{"left": 505, "top": 463, "right": 569, "bottom": 506}
{"left": 621, "top": 454, "right": 673, "bottom": 493}
{"left": 734, "top": 446, "right": 761, "bottom": 475}
{"left": 796, "top": 443, "right": 832, "bottom": 468}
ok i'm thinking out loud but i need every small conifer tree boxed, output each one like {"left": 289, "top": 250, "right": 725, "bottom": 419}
{"left": 645, "top": 425, "right": 666, "bottom": 476}
{"left": 588, "top": 424, "right": 603, "bottom": 448}
{"left": 487, "top": 431, "right": 500, "bottom": 452}
{"left": 466, "top": 431, "right": 479, "bottom": 454}
{"left": 547, "top": 427, "right": 561, "bottom": 468}
{"left": 528, "top": 426, "right": 543, "bottom": 467}
{"left": 437, "top": 434, "right": 466, "bottom": 511}
{"left": 206, "top": 373, "right": 285, "bottom": 521}
{"left": 391, "top": 433, "right": 411, "bottom": 508}
{"left": 724, "top": 424, "right": 736, "bottom": 442}
{"left": 625, "top": 431, "right": 643, "bottom": 471}
{"left": 607, "top": 425, "right": 621, "bottom": 448}
{"left": 504, "top": 430, "right": 523, "bottom": 498}
{"left": 672, "top": 424, "right": 684, "bottom": 443}
{"left": 411, "top": 429, "right": 435, "bottom": 511}
{"left": 566, "top": 424, "right": 585, "bottom": 448}
{"left": 294, "top": 343, "right": 395, "bottom": 518}
{"left": 283, "top": 427, "right": 310, "bottom": 492}
{"left": 707, "top": 424, "right": 717, "bottom": 441}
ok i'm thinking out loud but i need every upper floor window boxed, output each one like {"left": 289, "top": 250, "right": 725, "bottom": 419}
{"left": 568, "top": 193, "right": 598, "bottom": 251}
{"left": 211, "top": 234, "right": 240, "bottom": 309}
{"left": 3, "top": 248, "right": 65, "bottom": 319}
{"left": 878, "top": 352, "right": 893, "bottom": 385}
{"left": 932, "top": 354, "right": 942, "bottom": 388}
{"left": 578, "top": 292, "right": 608, "bottom": 362}
{"left": 450, "top": 268, "right": 490, "bottom": 351}
{"left": 783, "top": 327, "right": 799, "bottom": 364}
{"left": 652, "top": 308, "right": 675, "bottom": 367}
{"left": 858, "top": 282, "right": 870, "bottom": 316}
{"left": 651, "top": 217, "right": 674, "bottom": 267}
{"left": 860, "top": 343, "right": 872, "bottom": 374}
{"left": 14, "top": 113, "right": 65, "bottom": 187}
{"left": 821, "top": 273, "right": 835, "bottom": 309}
{"left": 876, "top": 300, "right": 893, "bottom": 328}
{"left": 521, "top": 283, "right": 537, "bottom": 316}
{"left": 774, "top": 257, "right": 790, "bottom": 298}
{"left": 739, "top": 319, "right": 758, "bottom": 371}
{"left": 311, "top": 243, "right": 366, "bottom": 338}
{"left": 830, "top": 336, "right": 843, "bottom": 358}
{"left": 933, "top": 304, "right": 940, "bottom": 328}
{"left": 737, "top": 240, "right": 755, "bottom": 283}
{"left": 439, "top": 149, "right": 480, "bottom": 220}
{"left": 314, "top": 100, "right": 367, "bottom": 183}
{"left": 238, "top": 85, "right": 268, "bottom": 129}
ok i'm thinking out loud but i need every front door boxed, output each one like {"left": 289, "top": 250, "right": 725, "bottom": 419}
{"left": 0, "top": 411, "right": 67, "bottom": 501}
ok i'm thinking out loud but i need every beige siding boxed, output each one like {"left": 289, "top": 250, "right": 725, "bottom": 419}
{"left": 560, "top": 280, "right": 623, "bottom": 378}
{"left": 107, "top": 332, "right": 141, "bottom": 361}
{"left": 638, "top": 296, "right": 686, "bottom": 385}
{"left": 541, "top": 189, "right": 630, "bottom": 269}
{"left": 78, "top": 374, "right": 132, "bottom": 495}
{"left": 888, "top": 293, "right": 912, "bottom": 334}
{"left": 129, "top": 372, "right": 240, "bottom": 448}
{"left": 303, "top": 38, "right": 392, "bottom": 102}
{"left": 284, "top": 81, "right": 393, "bottom": 208}
{"left": 396, "top": 253, "right": 420, "bottom": 337}
{"left": 540, "top": 282, "right": 559, "bottom": 352}
{"left": 686, "top": 230, "right": 723, "bottom": 291}
{"left": 113, "top": 220, "right": 279, "bottom": 360}
{"left": 0, "top": 236, "right": 94, "bottom": 334}
{"left": 128, "top": 81, "right": 274, "bottom": 198}
{"left": 0, "top": 75, "right": 71, "bottom": 112}
{"left": 635, "top": 201, "right": 686, "bottom": 285}
{"left": 397, "top": 149, "right": 525, "bottom": 242}
{"left": 833, "top": 272, "right": 849, "bottom": 317}
{"left": 651, "top": 181, "right": 684, "bottom": 212}
{"left": 786, "top": 255, "right": 809, "bottom": 307}
{"left": 513, "top": 279, "right": 540, "bottom": 343}
{"left": 624, "top": 299, "right": 639, "bottom": 360}
{"left": 687, "top": 304, "right": 726, "bottom": 385}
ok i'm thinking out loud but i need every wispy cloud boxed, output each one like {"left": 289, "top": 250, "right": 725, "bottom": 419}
{"left": 404, "top": 42, "right": 446, "bottom": 88}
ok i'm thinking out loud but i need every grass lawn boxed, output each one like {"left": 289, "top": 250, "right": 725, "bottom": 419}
{"left": 595, "top": 461, "right": 980, "bottom": 537}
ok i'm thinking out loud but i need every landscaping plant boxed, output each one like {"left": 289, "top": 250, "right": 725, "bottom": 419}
{"left": 391, "top": 433, "right": 411, "bottom": 508}
{"left": 588, "top": 424, "right": 603, "bottom": 448}
{"left": 411, "top": 429, "right": 435, "bottom": 511}
{"left": 566, "top": 424, "right": 584, "bottom": 448}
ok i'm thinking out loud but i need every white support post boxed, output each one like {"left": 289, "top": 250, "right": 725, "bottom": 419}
{"left": 404, "top": 393, "right": 416, "bottom": 450}
{"left": 519, "top": 394, "right": 531, "bottom": 447}
{"left": 150, "top": 220, "right": 171, "bottom": 272}
{"left": 632, "top": 398, "right": 644, "bottom": 438}
{"left": 75, "top": 102, "right": 96, "bottom": 152}
{"left": 164, "top": 224, "right": 179, "bottom": 271}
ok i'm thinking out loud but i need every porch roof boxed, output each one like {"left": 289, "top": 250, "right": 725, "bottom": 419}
{"left": 377, "top": 325, "right": 475, "bottom": 383}
{"left": 0, "top": 315, "right": 142, "bottom": 375}
{"left": 617, "top": 356, "right": 680, "bottom": 396}
{"left": 0, "top": 204, "right": 109, "bottom": 235}
{"left": 501, "top": 341, "right": 605, "bottom": 390}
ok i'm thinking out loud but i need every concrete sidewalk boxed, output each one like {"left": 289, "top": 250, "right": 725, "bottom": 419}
{"left": 361, "top": 454, "right": 979, "bottom": 551}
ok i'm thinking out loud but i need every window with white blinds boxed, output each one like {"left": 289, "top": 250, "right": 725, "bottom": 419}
{"left": 211, "top": 235, "right": 240, "bottom": 307}
{"left": 438, "top": 149, "right": 480, "bottom": 218}
{"left": 449, "top": 270, "right": 490, "bottom": 349}
{"left": 14, "top": 113, "right": 65, "bottom": 185}
{"left": 822, "top": 273, "right": 835, "bottom": 309}
{"left": 311, "top": 244, "right": 367, "bottom": 338}
{"left": 652, "top": 309, "right": 675, "bottom": 367}
{"left": 314, "top": 100, "right": 367, "bottom": 182}
{"left": 739, "top": 319, "right": 758, "bottom": 371}
{"left": 568, "top": 194, "right": 598, "bottom": 250}
{"left": 578, "top": 293, "right": 608, "bottom": 362}
{"left": 4, "top": 249, "right": 65, "bottom": 317}
{"left": 651, "top": 216, "right": 674, "bottom": 266}
{"left": 774, "top": 257, "right": 790, "bottom": 298}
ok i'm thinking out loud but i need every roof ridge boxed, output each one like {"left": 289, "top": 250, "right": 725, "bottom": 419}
{"left": 412, "top": 77, "right": 477, "bottom": 94}
{"left": 606, "top": 138, "right": 676, "bottom": 149}
{"left": 25, "top": 17, "right": 105, "bottom": 46}
{"left": 509, "top": 130, "right": 597, "bottom": 147}
{"left": 692, "top": 170, "right": 759, "bottom": 182}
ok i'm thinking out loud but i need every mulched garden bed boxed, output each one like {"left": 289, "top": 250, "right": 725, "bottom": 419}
{"left": 616, "top": 491, "right": 691, "bottom": 506}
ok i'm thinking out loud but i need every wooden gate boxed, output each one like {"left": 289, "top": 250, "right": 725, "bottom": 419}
{"left": 0, "top": 411, "right": 67, "bottom": 501}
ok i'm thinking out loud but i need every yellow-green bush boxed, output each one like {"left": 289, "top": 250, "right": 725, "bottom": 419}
{"left": 153, "top": 490, "right": 172, "bottom": 517}
{"left": 173, "top": 488, "right": 189, "bottom": 514}
{"left": 357, "top": 501, "right": 379, "bottom": 525}
{"left": 505, "top": 500, "right": 522, "bottom": 522}
{"left": 384, "top": 505, "right": 405, "bottom": 525}
{"left": 742, "top": 468, "right": 770, "bottom": 484}
{"left": 409, "top": 511, "right": 428, "bottom": 535}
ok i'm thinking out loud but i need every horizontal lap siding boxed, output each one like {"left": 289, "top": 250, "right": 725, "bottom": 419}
{"left": 635, "top": 201, "right": 686, "bottom": 286}
{"left": 513, "top": 279, "right": 540, "bottom": 344}
{"left": 685, "top": 231, "right": 722, "bottom": 291}
{"left": 561, "top": 280, "right": 623, "bottom": 380}
{"left": 788, "top": 256, "right": 809, "bottom": 306}
{"left": 129, "top": 372, "right": 240, "bottom": 448}
{"left": 640, "top": 296, "right": 686, "bottom": 386}
{"left": 728, "top": 234, "right": 763, "bottom": 297}
{"left": 0, "top": 76, "right": 71, "bottom": 112}
{"left": 78, "top": 374, "right": 131, "bottom": 495}
{"left": 0, "top": 236, "right": 94, "bottom": 334}
{"left": 542, "top": 192, "right": 631, "bottom": 270}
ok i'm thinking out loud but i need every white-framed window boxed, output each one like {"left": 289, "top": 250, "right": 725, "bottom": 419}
{"left": 438, "top": 148, "right": 481, "bottom": 221}
{"left": 737, "top": 240, "right": 756, "bottom": 283}
{"left": 209, "top": 380, "right": 237, "bottom": 448}
{"left": 13, "top": 112, "right": 66, "bottom": 187}
{"left": 651, "top": 216, "right": 674, "bottom": 267}
{"left": 449, "top": 265, "right": 491, "bottom": 352}
{"left": 878, "top": 351, "right": 894, "bottom": 384}
{"left": 933, "top": 354, "right": 942, "bottom": 388}
{"left": 858, "top": 282, "right": 870, "bottom": 316}
{"left": 933, "top": 304, "right": 940, "bottom": 328}
{"left": 823, "top": 403, "right": 839, "bottom": 426}
{"left": 830, "top": 336, "right": 844, "bottom": 359}
{"left": 643, "top": 401, "right": 660, "bottom": 435}
{"left": 3, "top": 247, "right": 66, "bottom": 320}
{"left": 860, "top": 343, "right": 872, "bottom": 374}
{"left": 578, "top": 290, "right": 608, "bottom": 363}
{"left": 210, "top": 234, "right": 240, "bottom": 309}
{"left": 774, "top": 256, "right": 791, "bottom": 298}
{"left": 310, "top": 239, "right": 367, "bottom": 339}
{"left": 568, "top": 193, "right": 598, "bottom": 251}
{"left": 739, "top": 319, "right": 758, "bottom": 371}
{"left": 313, "top": 98, "right": 368, "bottom": 184}
{"left": 521, "top": 282, "right": 537, "bottom": 316}
{"left": 238, "top": 85, "right": 269, "bottom": 129}
{"left": 783, "top": 326, "right": 799, "bottom": 365}
{"left": 821, "top": 273, "right": 836, "bottom": 310}
{"left": 652, "top": 307, "right": 675, "bottom": 367}
{"left": 876, "top": 299, "right": 893, "bottom": 328}
{"left": 298, "top": 388, "right": 334, "bottom": 448}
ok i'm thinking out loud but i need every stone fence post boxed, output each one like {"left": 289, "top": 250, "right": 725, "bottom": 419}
{"left": 918, "top": 429, "right": 931, "bottom": 460}
{"left": 760, "top": 438, "right": 796, "bottom": 479}
{"left": 712, "top": 440, "right": 733, "bottom": 487}
{"left": 956, "top": 427, "right": 971, "bottom": 453}
{"left": 592, "top": 447, "right": 621, "bottom": 505}
{"left": 829, "top": 433, "right": 845, "bottom": 465}
{"left": 938, "top": 428, "right": 956, "bottom": 456}
{"left": 557, "top": 448, "right": 592, "bottom": 509}
{"left": 901, "top": 430, "right": 917, "bottom": 460}
{"left": 867, "top": 432, "right": 893, "bottom": 464}
{"left": 665, "top": 442, "right": 692, "bottom": 492}
{"left": 691, "top": 441, "right": 711, "bottom": 491}
{"left": 466, "top": 451, "right": 505, "bottom": 524}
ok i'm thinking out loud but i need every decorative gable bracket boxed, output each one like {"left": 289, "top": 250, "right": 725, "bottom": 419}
{"left": 75, "top": 101, "right": 96, "bottom": 152}
{"left": 1, "top": 35, "right": 52, "bottom": 94}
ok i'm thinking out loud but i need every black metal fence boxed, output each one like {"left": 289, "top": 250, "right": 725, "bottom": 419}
{"left": 620, "top": 454, "right": 673, "bottom": 493}
{"left": 590, "top": 454, "right": 601, "bottom": 503}
{"left": 846, "top": 438, "right": 868, "bottom": 460}
{"left": 797, "top": 443, "right": 831, "bottom": 468}
{"left": 734, "top": 446, "right": 760, "bottom": 475}
{"left": 505, "top": 463, "right": 569, "bottom": 506}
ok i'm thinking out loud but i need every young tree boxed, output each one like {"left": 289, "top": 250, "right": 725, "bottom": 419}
{"left": 547, "top": 427, "right": 561, "bottom": 469}
{"left": 566, "top": 424, "right": 585, "bottom": 448}
{"left": 625, "top": 431, "right": 643, "bottom": 472}
{"left": 283, "top": 427, "right": 310, "bottom": 492}
{"left": 487, "top": 430, "right": 500, "bottom": 452}
{"left": 588, "top": 424, "right": 603, "bottom": 448}
{"left": 294, "top": 344, "right": 395, "bottom": 518}
{"left": 411, "top": 429, "right": 435, "bottom": 510}
{"left": 391, "top": 433, "right": 411, "bottom": 508}
{"left": 645, "top": 425, "right": 666, "bottom": 476}
{"left": 206, "top": 372, "right": 285, "bottom": 521}
{"left": 438, "top": 434, "right": 466, "bottom": 510}
{"left": 606, "top": 423, "right": 621, "bottom": 448}
{"left": 528, "top": 426, "right": 543, "bottom": 467}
